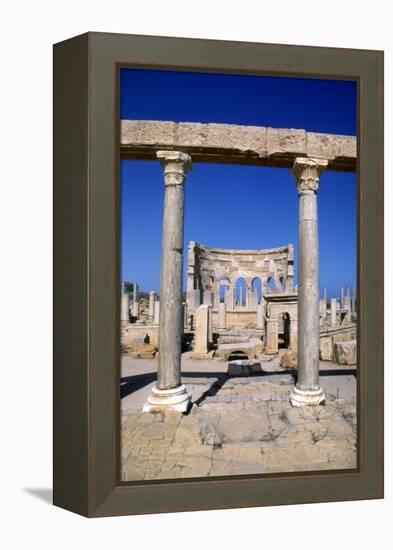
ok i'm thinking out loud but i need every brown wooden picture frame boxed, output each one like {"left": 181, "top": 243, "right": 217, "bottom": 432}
{"left": 53, "top": 32, "right": 383, "bottom": 517}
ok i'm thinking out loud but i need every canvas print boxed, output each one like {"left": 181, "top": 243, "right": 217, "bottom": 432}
{"left": 119, "top": 69, "right": 357, "bottom": 481}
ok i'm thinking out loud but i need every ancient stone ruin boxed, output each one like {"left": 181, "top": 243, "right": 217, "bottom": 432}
{"left": 120, "top": 120, "right": 357, "bottom": 413}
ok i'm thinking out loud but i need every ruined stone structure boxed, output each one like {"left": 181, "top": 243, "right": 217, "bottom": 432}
{"left": 120, "top": 120, "right": 357, "bottom": 412}
{"left": 186, "top": 241, "right": 298, "bottom": 351}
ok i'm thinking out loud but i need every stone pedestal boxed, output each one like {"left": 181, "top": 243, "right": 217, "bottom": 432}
{"left": 330, "top": 298, "right": 337, "bottom": 328}
{"left": 290, "top": 158, "right": 327, "bottom": 407}
{"left": 194, "top": 304, "right": 209, "bottom": 356}
{"left": 121, "top": 293, "right": 130, "bottom": 327}
{"left": 265, "top": 317, "right": 279, "bottom": 354}
{"left": 218, "top": 302, "right": 226, "bottom": 328}
{"left": 144, "top": 151, "right": 192, "bottom": 414}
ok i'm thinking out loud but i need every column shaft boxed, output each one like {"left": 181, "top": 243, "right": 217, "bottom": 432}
{"left": 290, "top": 158, "right": 327, "bottom": 406}
{"left": 144, "top": 151, "right": 192, "bottom": 414}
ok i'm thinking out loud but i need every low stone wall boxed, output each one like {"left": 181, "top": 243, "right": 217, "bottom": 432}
{"left": 121, "top": 324, "right": 159, "bottom": 354}
{"left": 212, "top": 310, "right": 260, "bottom": 329}
{"left": 320, "top": 324, "right": 357, "bottom": 362}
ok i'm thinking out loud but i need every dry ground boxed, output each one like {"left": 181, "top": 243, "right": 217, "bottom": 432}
{"left": 121, "top": 352, "right": 357, "bottom": 481}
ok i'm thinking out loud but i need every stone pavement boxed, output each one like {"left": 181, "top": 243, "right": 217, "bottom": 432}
{"left": 121, "top": 354, "right": 357, "bottom": 481}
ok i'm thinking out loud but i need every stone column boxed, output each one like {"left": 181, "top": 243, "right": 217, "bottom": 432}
{"left": 330, "top": 298, "right": 337, "bottom": 328}
{"left": 153, "top": 301, "right": 160, "bottom": 325}
{"left": 341, "top": 287, "right": 344, "bottom": 309}
{"left": 133, "top": 283, "right": 138, "bottom": 307}
{"left": 219, "top": 302, "right": 226, "bottom": 329}
{"left": 351, "top": 285, "right": 356, "bottom": 314}
{"left": 208, "top": 305, "right": 213, "bottom": 343}
{"left": 265, "top": 317, "right": 279, "bottom": 354}
{"left": 121, "top": 293, "right": 130, "bottom": 327}
{"left": 193, "top": 304, "right": 209, "bottom": 357}
{"left": 144, "top": 151, "right": 192, "bottom": 413}
{"left": 289, "top": 318, "right": 298, "bottom": 352}
{"left": 320, "top": 298, "right": 327, "bottom": 322}
{"left": 256, "top": 303, "right": 264, "bottom": 329}
{"left": 148, "top": 290, "right": 156, "bottom": 320}
{"left": 290, "top": 157, "right": 327, "bottom": 407}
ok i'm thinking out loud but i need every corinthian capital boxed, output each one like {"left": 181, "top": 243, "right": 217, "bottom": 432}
{"left": 157, "top": 150, "right": 192, "bottom": 186}
{"left": 292, "top": 157, "right": 328, "bottom": 194}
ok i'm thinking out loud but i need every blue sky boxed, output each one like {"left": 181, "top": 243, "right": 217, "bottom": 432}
{"left": 120, "top": 69, "right": 356, "bottom": 299}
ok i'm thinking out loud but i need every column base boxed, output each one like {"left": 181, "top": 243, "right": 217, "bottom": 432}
{"left": 143, "top": 384, "right": 192, "bottom": 414}
{"left": 290, "top": 385, "right": 326, "bottom": 407}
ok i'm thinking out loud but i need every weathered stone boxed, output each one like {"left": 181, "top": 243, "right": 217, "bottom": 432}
{"left": 121, "top": 120, "right": 356, "bottom": 171}
{"left": 265, "top": 317, "right": 279, "bottom": 354}
{"left": 320, "top": 336, "right": 333, "bottom": 361}
{"left": 193, "top": 305, "right": 210, "bottom": 357}
{"left": 334, "top": 340, "right": 357, "bottom": 365}
{"left": 280, "top": 350, "right": 297, "bottom": 369}
{"left": 290, "top": 158, "right": 328, "bottom": 407}
{"left": 144, "top": 151, "right": 192, "bottom": 413}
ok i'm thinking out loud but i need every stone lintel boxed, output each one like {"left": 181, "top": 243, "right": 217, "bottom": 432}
{"left": 121, "top": 120, "right": 356, "bottom": 172}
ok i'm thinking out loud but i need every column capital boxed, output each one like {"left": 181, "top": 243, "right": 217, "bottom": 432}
{"left": 157, "top": 150, "right": 192, "bottom": 186}
{"left": 292, "top": 157, "right": 328, "bottom": 194}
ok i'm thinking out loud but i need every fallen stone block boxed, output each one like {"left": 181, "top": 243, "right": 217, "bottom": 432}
{"left": 280, "top": 350, "right": 297, "bottom": 369}
{"left": 333, "top": 340, "right": 357, "bottom": 365}
{"left": 320, "top": 336, "right": 333, "bottom": 361}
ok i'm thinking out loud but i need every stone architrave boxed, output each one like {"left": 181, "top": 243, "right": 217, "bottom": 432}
{"left": 330, "top": 298, "right": 337, "bottom": 328}
{"left": 148, "top": 290, "right": 156, "bottom": 319}
{"left": 144, "top": 151, "right": 192, "bottom": 414}
{"left": 256, "top": 303, "right": 264, "bottom": 329}
{"left": 121, "top": 293, "right": 130, "bottom": 327}
{"left": 290, "top": 157, "right": 328, "bottom": 407}
{"left": 265, "top": 317, "right": 279, "bottom": 354}
{"left": 194, "top": 304, "right": 209, "bottom": 356}
{"left": 153, "top": 301, "right": 160, "bottom": 325}
{"left": 219, "top": 302, "right": 226, "bottom": 329}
